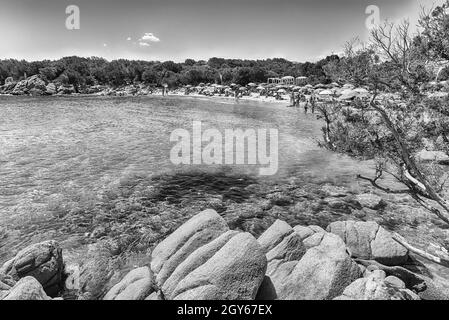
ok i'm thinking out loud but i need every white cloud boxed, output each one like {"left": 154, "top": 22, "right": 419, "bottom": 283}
{"left": 138, "top": 42, "right": 150, "bottom": 47}
{"left": 126, "top": 37, "right": 132, "bottom": 41}
{"left": 139, "top": 33, "right": 160, "bottom": 43}
{"left": 103, "top": 43, "right": 108, "bottom": 47}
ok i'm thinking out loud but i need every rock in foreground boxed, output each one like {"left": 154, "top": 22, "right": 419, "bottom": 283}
{"left": 104, "top": 266, "right": 154, "bottom": 300}
{"left": 2, "top": 277, "right": 51, "bottom": 300}
{"left": 327, "top": 221, "right": 408, "bottom": 266}
{"left": 0, "top": 240, "right": 63, "bottom": 296}
{"left": 151, "top": 210, "right": 267, "bottom": 300}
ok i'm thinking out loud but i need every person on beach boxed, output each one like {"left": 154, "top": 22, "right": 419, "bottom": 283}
{"left": 303, "top": 94, "right": 309, "bottom": 114}
{"left": 310, "top": 94, "right": 316, "bottom": 113}
{"left": 296, "top": 93, "right": 301, "bottom": 107}
{"left": 290, "top": 92, "right": 295, "bottom": 107}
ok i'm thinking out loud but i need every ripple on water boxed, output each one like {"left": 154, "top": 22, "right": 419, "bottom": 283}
{"left": 0, "top": 95, "right": 374, "bottom": 261}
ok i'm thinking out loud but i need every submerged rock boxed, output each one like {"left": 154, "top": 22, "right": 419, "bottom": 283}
{"left": 355, "top": 194, "right": 387, "bottom": 210}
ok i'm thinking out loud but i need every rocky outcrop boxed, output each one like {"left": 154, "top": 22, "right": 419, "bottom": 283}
{"left": 45, "top": 83, "right": 57, "bottom": 95}
{"left": 151, "top": 209, "right": 229, "bottom": 288}
{"left": 167, "top": 232, "right": 266, "bottom": 300}
{"left": 334, "top": 270, "right": 419, "bottom": 300}
{"left": 11, "top": 75, "right": 47, "bottom": 95}
{"left": 267, "top": 232, "right": 361, "bottom": 300}
{"left": 103, "top": 266, "right": 154, "bottom": 300}
{"left": 151, "top": 210, "right": 267, "bottom": 300}
{"left": 0, "top": 240, "right": 63, "bottom": 296}
{"left": 1, "top": 277, "right": 50, "bottom": 300}
{"left": 356, "top": 259, "right": 449, "bottom": 300}
{"left": 257, "top": 221, "right": 361, "bottom": 300}
{"left": 327, "top": 221, "right": 408, "bottom": 265}
{"left": 57, "top": 84, "right": 76, "bottom": 94}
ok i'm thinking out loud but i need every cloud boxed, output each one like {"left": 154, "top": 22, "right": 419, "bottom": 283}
{"left": 138, "top": 42, "right": 150, "bottom": 47}
{"left": 139, "top": 33, "right": 160, "bottom": 43}
{"left": 103, "top": 43, "right": 108, "bottom": 47}
{"left": 126, "top": 37, "right": 132, "bottom": 41}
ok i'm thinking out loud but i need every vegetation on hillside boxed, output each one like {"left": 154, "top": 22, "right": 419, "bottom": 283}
{"left": 0, "top": 55, "right": 340, "bottom": 90}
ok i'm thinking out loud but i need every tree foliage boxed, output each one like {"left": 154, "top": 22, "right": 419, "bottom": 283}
{"left": 0, "top": 56, "right": 336, "bottom": 88}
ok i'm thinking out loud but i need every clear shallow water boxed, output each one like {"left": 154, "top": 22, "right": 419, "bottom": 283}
{"left": 0, "top": 95, "right": 373, "bottom": 259}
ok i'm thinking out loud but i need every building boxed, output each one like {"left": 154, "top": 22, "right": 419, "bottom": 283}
{"left": 267, "top": 76, "right": 308, "bottom": 86}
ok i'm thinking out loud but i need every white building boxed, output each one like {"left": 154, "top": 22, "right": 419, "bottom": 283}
{"left": 267, "top": 76, "right": 308, "bottom": 86}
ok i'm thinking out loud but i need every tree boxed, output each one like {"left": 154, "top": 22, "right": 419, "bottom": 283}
{"left": 318, "top": 4, "right": 449, "bottom": 267}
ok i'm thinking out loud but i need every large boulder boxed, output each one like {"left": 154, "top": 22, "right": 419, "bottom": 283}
{"left": 103, "top": 266, "right": 154, "bottom": 300}
{"left": 327, "top": 221, "right": 408, "bottom": 266}
{"left": 151, "top": 209, "right": 229, "bottom": 288}
{"left": 165, "top": 232, "right": 266, "bottom": 300}
{"left": 1, "top": 277, "right": 50, "bottom": 300}
{"left": 267, "top": 232, "right": 361, "bottom": 300}
{"left": 417, "top": 150, "right": 449, "bottom": 165}
{"left": 150, "top": 209, "right": 267, "bottom": 300}
{"left": 0, "top": 240, "right": 63, "bottom": 296}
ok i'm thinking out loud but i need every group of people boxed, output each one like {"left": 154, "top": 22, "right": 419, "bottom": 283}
{"left": 290, "top": 92, "right": 316, "bottom": 113}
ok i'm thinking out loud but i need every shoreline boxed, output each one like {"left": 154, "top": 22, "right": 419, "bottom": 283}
{"left": 0, "top": 91, "right": 295, "bottom": 106}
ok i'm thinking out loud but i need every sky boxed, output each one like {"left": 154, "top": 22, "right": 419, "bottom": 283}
{"left": 0, "top": 0, "right": 445, "bottom": 62}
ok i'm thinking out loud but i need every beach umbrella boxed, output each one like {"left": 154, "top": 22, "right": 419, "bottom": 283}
{"left": 340, "top": 89, "right": 355, "bottom": 96}
{"left": 277, "top": 89, "right": 286, "bottom": 93}
{"left": 428, "top": 92, "right": 449, "bottom": 98}
{"left": 304, "top": 84, "right": 313, "bottom": 89}
{"left": 239, "top": 87, "right": 247, "bottom": 91}
{"left": 354, "top": 88, "right": 369, "bottom": 94}
{"left": 256, "top": 86, "right": 265, "bottom": 90}
{"left": 247, "top": 83, "right": 257, "bottom": 87}
{"left": 319, "top": 90, "right": 333, "bottom": 95}
{"left": 339, "top": 92, "right": 358, "bottom": 101}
